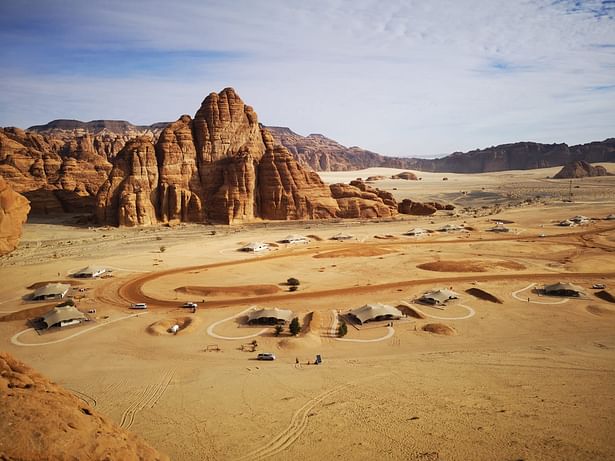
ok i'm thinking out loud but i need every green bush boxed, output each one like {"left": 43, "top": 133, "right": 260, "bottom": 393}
{"left": 338, "top": 320, "right": 348, "bottom": 338}
{"left": 289, "top": 317, "right": 301, "bottom": 336}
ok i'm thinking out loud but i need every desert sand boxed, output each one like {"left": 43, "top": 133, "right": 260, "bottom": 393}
{"left": 1, "top": 167, "right": 615, "bottom": 460}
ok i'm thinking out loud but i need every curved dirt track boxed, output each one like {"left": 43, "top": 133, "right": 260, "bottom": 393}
{"left": 116, "top": 225, "right": 615, "bottom": 309}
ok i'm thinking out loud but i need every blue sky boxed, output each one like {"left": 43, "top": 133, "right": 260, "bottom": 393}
{"left": 1, "top": 0, "right": 614, "bottom": 158}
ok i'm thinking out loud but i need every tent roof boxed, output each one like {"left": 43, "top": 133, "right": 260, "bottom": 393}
{"left": 331, "top": 232, "right": 354, "bottom": 240}
{"left": 421, "top": 289, "right": 459, "bottom": 303}
{"left": 74, "top": 265, "right": 106, "bottom": 276}
{"left": 281, "top": 234, "right": 309, "bottom": 242}
{"left": 42, "top": 305, "right": 86, "bottom": 328}
{"left": 405, "top": 228, "right": 427, "bottom": 235}
{"left": 241, "top": 242, "right": 269, "bottom": 250}
{"left": 247, "top": 307, "right": 293, "bottom": 322}
{"left": 349, "top": 303, "right": 402, "bottom": 323}
{"left": 33, "top": 283, "right": 70, "bottom": 298}
{"left": 438, "top": 224, "right": 463, "bottom": 232}
{"left": 544, "top": 282, "right": 584, "bottom": 293}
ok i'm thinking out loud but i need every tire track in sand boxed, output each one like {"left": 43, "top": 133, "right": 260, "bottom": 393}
{"left": 119, "top": 369, "right": 175, "bottom": 430}
{"left": 237, "top": 383, "right": 350, "bottom": 461}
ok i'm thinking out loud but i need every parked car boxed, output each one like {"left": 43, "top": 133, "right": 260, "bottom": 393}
{"left": 257, "top": 353, "right": 276, "bottom": 361}
{"left": 131, "top": 303, "right": 148, "bottom": 309}
{"left": 592, "top": 284, "right": 606, "bottom": 289}
{"left": 182, "top": 302, "right": 198, "bottom": 308}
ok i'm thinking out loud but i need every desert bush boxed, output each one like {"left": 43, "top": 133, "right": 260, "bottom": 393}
{"left": 274, "top": 325, "right": 283, "bottom": 336}
{"left": 287, "top": 277, "right": 300, "bottom": 286}
{"left": 289, "top": 317, "right": 301, "bottom": 336}
{"left": 338, "top": 321, "right": 348, "bottom": 337}
{"left": 159, "top": 246, "right": 166, "bottom": 253}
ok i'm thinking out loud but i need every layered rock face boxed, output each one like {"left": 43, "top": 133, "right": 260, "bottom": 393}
{"left": 0, "top": 352, "right": 168, "bottom": 461}
{"left": 96, "top": 88, "right": 356, "bottom": 226}
{"left": 330, "top": 180, "right": 397, "bottom": 219}
{"left": 0, "top": 176, "right": 30, "bottom": 255}
{"left": 0, "top": 127, "right": 112, "bottom": 214}
{"left": 553, "top": 160, "right": 612, "bottom": 179}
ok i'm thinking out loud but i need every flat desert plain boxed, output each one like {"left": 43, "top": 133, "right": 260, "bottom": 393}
{"left": 2, "top": 166, "right": 615, "bottom": 461}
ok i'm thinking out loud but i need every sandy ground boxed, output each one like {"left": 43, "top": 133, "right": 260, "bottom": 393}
{"left": 1, "top": 167, "right": 615, "bottom": 460}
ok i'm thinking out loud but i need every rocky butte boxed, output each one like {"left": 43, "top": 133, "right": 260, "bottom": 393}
{"left": 95, "top": 88, "right": 401, "bottom": 226}
{"left": 0, "top": 176, "right": 30, "bottom": 256}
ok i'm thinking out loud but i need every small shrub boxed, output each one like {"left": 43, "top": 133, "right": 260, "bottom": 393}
{"left": 274, "top": 325, "right": 283, "bottom": 337}
{"left": 289, "top": 317, "right": 301, "bottom": 336}
{"left": 287, "top": 278, "right": 300, "bottom": 286}
{"left": 159, "top": 246, "right": 166, "bottom": 253}
{"left": 338, "top": 321, "right": 348, "bottom": 338}
{"left": 289, "top": 286, "right": 298, "bottom": 292}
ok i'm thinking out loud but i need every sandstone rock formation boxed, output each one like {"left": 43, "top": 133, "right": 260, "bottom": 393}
{"left": 330, "top": 180, "right": 397, "bottom": 219}
{"left": 0, "top": 352, "right": 168, "bottom": 461}
{"left": 0, "top": 127, "right": 112, "bottom": 214}
{"left": 553, "top": 160, "right": 612, "bottom": 179}
{"left": 96, "top": 88, "right": 348, "bottom": 226}
{"left": 0, "top": 176, "right": 30, "bottom": 255}
{"left": 398, "top": 198, "right": 453, "bottom": 216}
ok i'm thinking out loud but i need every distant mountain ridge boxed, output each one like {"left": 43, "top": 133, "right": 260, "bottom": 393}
{"left": 266, "top": 126, "right": 615, "bottom": 173}
{"left": 29, "top": 119, "right": 169, "bottom": 136}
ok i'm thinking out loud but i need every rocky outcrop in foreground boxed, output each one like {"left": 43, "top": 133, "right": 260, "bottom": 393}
{"left": 96, "top": 88, "right": 398, "bottom": 226}
{"left": 553, "top": 160, "right": 612, "bottom": 179}
{"left": 0, "top": 352, "right": 168, "bottom": 460}
{"left": 0, "top": 176, "right": 30, "bottom": 255}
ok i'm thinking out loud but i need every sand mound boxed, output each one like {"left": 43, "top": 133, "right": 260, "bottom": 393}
{"left": 147, "top": 317, "right": 200, "bottom": 336}
{"left": 27, "top": 280, "right": 83, "bottom": 289}
{"left": 0, "top": 352, "right": 168, "bottom": 460}
{"left": 374, "top": 234, "right": 398, "bottom": 240}
{"left": 0, "top": 303, "right": 58, "bottom": 322}
{"left": 422, "top": 323, "right": 456, "bottom": 336}
{"left": 314, "top": 246, "right": 395, "bottom": 258}
{"left": 175, "top": 285, "right": 281, "bottom": 297}
{"left": 396, "top": 304, "right": 426, "bottom": 319}
{"left": 465, "top": 288, "right": 503, "bottom": 303}
{"left": 586, "top": 305, "right": 615, "bottom": 316}
{"left": 417, "top": 260, "right": 525, "bottom": 272}
{"left": 306, "top": 234, "right": 323, "bottom": 241}
{"left": 595, "top": 290, "right": 615, "bottom": 303}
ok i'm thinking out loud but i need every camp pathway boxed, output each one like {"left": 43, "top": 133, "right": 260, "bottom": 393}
{"left": 10, "top": 312, "right": 150, "bottom": 347}
{"left": 206, "top": 306, "right": 269, "bottom": 340}
{"left": 404, "top": 302, "right": 476, "bottom": 320}
{"left": 512, "top": 283, "right": 570, "bottom": 305}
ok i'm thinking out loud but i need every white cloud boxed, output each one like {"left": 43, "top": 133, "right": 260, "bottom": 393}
{"left": 1, "top": 0, "right": 614, "bottom": 156}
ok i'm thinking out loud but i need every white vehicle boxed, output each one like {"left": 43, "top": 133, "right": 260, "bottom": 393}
{"left": 183, "top": 302, "right": 198, "bottom": 308}
{"left": 131, "top": 303, "right": 148, "bottom": 309}
{"left": 257, "top": 352, "right": 276, "bottom": 361}
{"left": 592, "top": 284, "right": 606, "bottom": 289}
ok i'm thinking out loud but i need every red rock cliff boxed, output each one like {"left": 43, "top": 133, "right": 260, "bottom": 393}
{"left": 0, "top": 176, "right": 30, "bottom": 255}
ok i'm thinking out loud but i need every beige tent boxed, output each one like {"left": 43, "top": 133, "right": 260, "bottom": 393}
{"left": 240, "top": 242, "right": 269, "bottom": 252}
{"left": 543, "top": 282, "right": 584, "bottom": 297}
{"left": 420, "top": 289, "right": 459, "bottom": 305}
{"left": 247, "top": 308, "right": 293, "bottom": 325}
{"left": 349, "top": 303, "right": 402, "bottom": 324}
{"left": 41, "top": 305, "right": 86, "bottom": 329}
{"left": 437, "top": 224, "right": 465, "bottom": 232}
{"left": 32, "top": 283, "right": 70, "bottom": 301}
{"left": 331, "top": 232, "right": 354, "bottom": 240}
{"left": 404, "top": 228, "right": 428, "bottom": 236}
{"left": 73, "top": 265, "right": 106, "bottom": 278}
{"left": 280, "top": 235, "right": 310, "bottom": 244}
